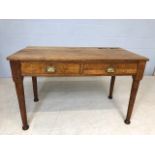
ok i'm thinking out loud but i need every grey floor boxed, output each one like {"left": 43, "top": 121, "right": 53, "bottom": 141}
{"left": 0, "top": 76, "right": 155, "bottom": 134}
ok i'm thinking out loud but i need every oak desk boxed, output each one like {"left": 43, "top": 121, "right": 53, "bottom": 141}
{"left": 7, "top": 47, "right": 149, "bottom": 130}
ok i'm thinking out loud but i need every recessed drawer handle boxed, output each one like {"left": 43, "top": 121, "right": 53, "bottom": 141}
{"left": 46, "top": 66, "right": 56, "bottom": 73}
{"left": 107, "top": 67, "right": 115, "bottom": 73}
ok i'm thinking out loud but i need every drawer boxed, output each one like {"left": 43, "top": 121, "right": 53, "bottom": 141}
{"left": 83, "top": 63, "right": 137, "bottom": 75}
{"left": 21, "top": 62, "right": 80, "bottom": 75}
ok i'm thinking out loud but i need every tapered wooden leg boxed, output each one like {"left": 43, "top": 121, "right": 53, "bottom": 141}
{"left": 14, "top": 77, "right": 29, "bottom": 130}
{"left": 32, "top": 76, "right": 39, "bottom": 102}
{"left": 124, "top": 77, "right": 140, "bottom": 124}
{"left": 108, "top": 76, "right": 116, "bottom": 99}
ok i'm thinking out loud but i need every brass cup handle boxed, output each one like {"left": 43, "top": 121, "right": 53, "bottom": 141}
{"left": 46, "top": 66, "right": 56, "bottom": 73}
{"left": 107, "top": 67, "right": 115, "bottom": 73}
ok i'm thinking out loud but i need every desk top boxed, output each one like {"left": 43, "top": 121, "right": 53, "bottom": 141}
{"left": 7, "top": 46, "right": 149, "bottom": 62}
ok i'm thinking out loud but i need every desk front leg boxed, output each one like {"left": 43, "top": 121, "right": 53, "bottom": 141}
{"left": 124, "top": 61, "right": 145, "bottom": 124}
{"left": 14, "top": 77, "right": 29, "bottom": 130}
{"left": 125, "top": 76, "right": 140, "bottom": 124}
{"left": 10, "top": 61, "right": 29, "bottom": 130}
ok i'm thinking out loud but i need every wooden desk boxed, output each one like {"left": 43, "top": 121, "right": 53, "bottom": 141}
{"left": 7, "top": 47, "right": 149, "bottom": 130}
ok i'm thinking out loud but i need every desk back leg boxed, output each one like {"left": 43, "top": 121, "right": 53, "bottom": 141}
{"left": 108, "top": 76, "right": 116, "bottom": 99}
{"left": 32, "top": 77, "right": 39, "bottom": 102}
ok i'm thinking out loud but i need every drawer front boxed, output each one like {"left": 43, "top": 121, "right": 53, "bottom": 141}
{"left": 21, "top": 62, "right": 80, "bottom": 75}
{"left": 83, "top": 63, "right": 137, "bottom": 75}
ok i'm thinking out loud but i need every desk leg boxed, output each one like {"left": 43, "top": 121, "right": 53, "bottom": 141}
{"left": 108, "top": 76, "right": 115, "bottom": 99}
{"left": 14, "top": 77, "right": 29, "bottom": 130}
{"left": 124, "top": 77, "right": 140, "bottom": 124}
{"left": 32, "top": 77, "right": 39, "bottom": 102}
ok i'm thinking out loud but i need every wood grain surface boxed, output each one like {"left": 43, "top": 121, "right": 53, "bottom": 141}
{"left": 7, "top": 46, "right": 149, "bottom": 61}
